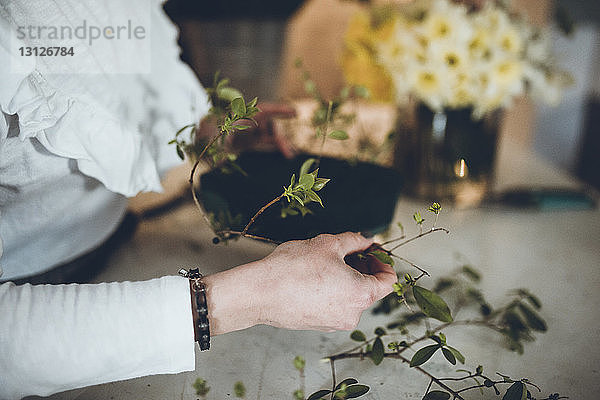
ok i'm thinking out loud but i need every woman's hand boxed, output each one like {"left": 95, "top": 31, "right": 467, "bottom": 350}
{"left": 203, "top": 232, "right": 397, "bottom": 334}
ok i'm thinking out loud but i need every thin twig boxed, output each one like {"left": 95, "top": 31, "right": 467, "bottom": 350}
{"left": 389, "top": 227, "right": 450, "bottom": 252}
{"left": 189, "top": 132, "right": 225, "bottom": 230}
{"left": 424, "top": 379, "right": 433, "bottom": 397}
{"left": 393, "top": 255, "right": 432, "bottom": 277}
{"left": 455, "top": 380, "right": 502, "bottom": 394}
{"left": 380, "top": 234, "right": 407, "bottom": 246}
{"left": 241, "top": 194, "right": 284, "bottom": 237}
{"left": 317, "top": 101, "right": 334, "bottom": 168}
{"left": 395, "top": 354, "right": 467, "bottom": 400}
{"left": 216, "top": 230, "right": 281, "bottom": 245}
{"left": 329, "top": 359, "right": 337, "bottom": 400}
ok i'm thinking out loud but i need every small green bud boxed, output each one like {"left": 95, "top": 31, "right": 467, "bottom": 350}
{"left": 388, "top": 341, "right": 400, "bottom": 350}
{"left": 428, "top": 202, "right": 442, "bottom": 214}
{"left": 192, "top": 378, "right": 210, "bottom": 397}
{"left": 392, "top": 282, "right": 404, "bottom": 296}
{"left": 293, "top": 355, "right": 306, "bottom": 371}
{"left": 234, "top": 381, "right": 246, "bottom": 398}
{"left": 413, "top": 212, "right": 425, "bottom": 225}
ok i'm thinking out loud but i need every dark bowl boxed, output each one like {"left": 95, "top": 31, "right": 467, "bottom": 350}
{"left": 199, "top": 151, "right": 403, "bottom": 242}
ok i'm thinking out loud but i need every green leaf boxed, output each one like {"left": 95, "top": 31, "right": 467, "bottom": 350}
{"left": 307, "top": 389, "right": 332, "bottom": 400}
{"left": 428, "top": 202, "right": 442, "bottom": 214}
{"left": 329, "top": 130, "right": 349, "bottom": 140}
{"left": 192, "top": 378, "right": 210, "bottom": 396}
{"left": 300, "top": 158, "right": 317, "bottom": 176}
{"left": 335, "top": 378, "right": 358, "bottom": 391}
{"left": 413, "top": 286, "right": 453, "bottom": 323}
{"left": 313, "top": 178, "right": 330, "bottom": 191}
{"left": 370, "top": 337, "right": 384, "bottom": 365}
{"left": 298, "top": 173, "right": 315, "bottom": 190}
{"left": 343, "top": 384, "right": 369, "bottom": 398}
{"left": 306, "top": 190, "right": 323, "bottom": 207}
{"left": 396, "top": 222, "right": 404, "bottom": 233}
{"left": 350, "top": 330, "right": 366, "bottom": 342}
{"left": 374, "top": 327, "right": 386, "bottom": 336}
{"left": 340, "top": 86, "right": 350, "bottom": 100}
{"left": 410, "top": 344, "right": 440, "bottom": 367}
{"left": 369, "top": 250, "right": 394, "bottom": 266}
{"left": 247, "top": 97, "right": 258, "bottom": 108}
{"left": 354, "top": 85, "right": 370, "bottom": 98}
{"left": 438, "top": 332, "right": 446, "bottom": 344}
{"left": 304, "top": 80, "right": 317, "bottom": 95}
{"left": 217, "top": 86, "right": 243, "bottom": 102}
{"left": 423, "top": 391, "right": 451, "bottom": 400}
{"left": 446, "top": 346, "right": 465, "bottom": 364}
{"left": 293, "top": 355, "right": 306, "bottom": 371}
{"left": 413, "top": 212, "right": 425, "bottom": 225}
{"left": 176, "top": 145, "right": 185, "bottom": 160}
{"left": 461, "top": 265, "right": 481, "bottom": 282}
{"left": 233, "top": 381, "right": 246, "bottom": 398}
{"left": 175, "top": 123, "right": 194, "bottom": 137}
{"left": 502, "top": 382, "right": 527, "bottom": 400}
{"left": 441, "top": 347, "right": 456, "bottom": 365}
{"left": 231, "top": 97, "right": 246, "bottom": 118}
{"left": 280, "top": 207, "right": 299, "bottom": 218}
{"left": 289, "top": 173, "right": 296, "bottom": 187}
{"left": 291, "top": 194, "right": 305, "bottom": 206}
{"left": 518, "top": 303, "right": 547, "bottom": 332}
{"left": 525, "top": 294, "right": 542, "bottom": 310}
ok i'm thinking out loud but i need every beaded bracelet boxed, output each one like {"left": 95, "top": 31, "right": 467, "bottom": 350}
{"left": 179, "top": 268, "right": 210, "bottom": 350}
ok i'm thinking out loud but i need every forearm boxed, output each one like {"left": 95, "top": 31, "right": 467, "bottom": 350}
{"left": 0, "top": 277, "right": 195, "bottom": 400}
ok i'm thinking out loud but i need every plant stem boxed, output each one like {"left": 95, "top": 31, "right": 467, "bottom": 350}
{"left": 425, "top": 379, "right": 433, "bottom": 396}
{"left": 189, "top": 132, "right": 225, "bottom": 231}
{"left": 317, "top": 101, "right": 334, "bottom": 168}
{"left": 380, "top": 234, "right": 407, "bottom": 246}
{"left": 329, "top": 359, "right": 337, "bottom": 400}
{"left": 394, "top": 354, "right": 467, "bottom": 400}
{"left": 394, "top": 255, "right": 431, "bottom": 277}
{"left": 241, "top": 194, "right": 284, "bottom": 237}
{"left": 389, "top": 227, "right": 450, "bottom": 252}
{"left": 323, "top": 318, "right": 514, "bottom": 400}
{"left": 216, "top": 230, "right": 281, "bottom": 245}
{"left": 328, "top": 319, "right": 505, "bottom": 363}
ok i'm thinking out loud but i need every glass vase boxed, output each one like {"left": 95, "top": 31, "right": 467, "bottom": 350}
{"left": 393, "top": 103, "right": 501, "bottom": 207}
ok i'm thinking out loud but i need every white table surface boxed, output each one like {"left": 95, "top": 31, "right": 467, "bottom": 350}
{"left": 37, "top": 137, "right": 600, "bottom": 400}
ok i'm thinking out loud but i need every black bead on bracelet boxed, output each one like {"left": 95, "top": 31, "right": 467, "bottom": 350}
{"left": 179, "top": 268, "right": 210, "bottom": 351}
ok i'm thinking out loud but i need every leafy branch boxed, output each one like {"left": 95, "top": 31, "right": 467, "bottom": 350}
{"left": 304, "top": 203, "right": 564, "bottom": 400}
{"left": 295, "top": 58, "right": 369, "bottom": 167}
{"left": 171, "top": 75, "right": 331, "bottom": 244}
{"left": 171, "top": 74, "right": 260, "bottom": 235}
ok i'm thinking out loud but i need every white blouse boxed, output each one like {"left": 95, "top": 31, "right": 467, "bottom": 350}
{"left": 0, "top": 0, "right": 210, "bottom": 280}
{"left": 0, "top": 1, "right": 209, "bottom": 397}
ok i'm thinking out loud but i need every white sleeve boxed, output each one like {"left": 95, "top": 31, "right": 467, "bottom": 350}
{"left": 0, "top": 276, "right": 196, "bottom": 400}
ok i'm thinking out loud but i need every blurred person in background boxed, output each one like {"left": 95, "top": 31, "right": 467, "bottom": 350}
{"left": 0, "top": 1, "right": 396, "bottom": 398}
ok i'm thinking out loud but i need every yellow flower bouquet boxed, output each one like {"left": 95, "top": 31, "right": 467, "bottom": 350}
{"left": 343, "top": 0, "right": 569, "bottom": 117}
{"left": 342, "top": 0, "right": 570, "bottom": 204}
